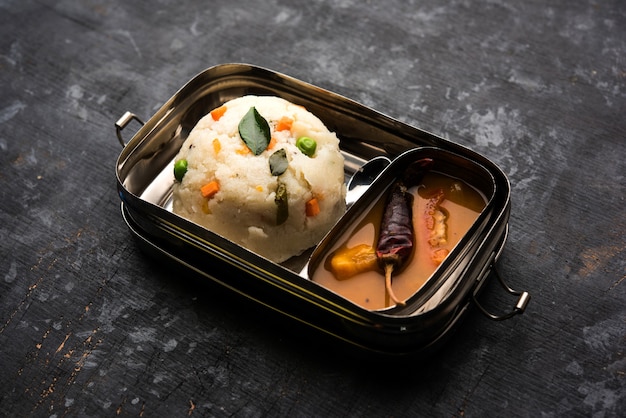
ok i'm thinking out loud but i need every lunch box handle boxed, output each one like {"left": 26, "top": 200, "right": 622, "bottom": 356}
{"left": 473, "top": 267, "right": 531, "bottom": 321}
{"left": 115, "top": 111, "right": 144, "bottom": 147}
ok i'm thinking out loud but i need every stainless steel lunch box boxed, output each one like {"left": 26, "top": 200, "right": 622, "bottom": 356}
{"left": 115, "top": 63, "right": 529, "bottom": 356}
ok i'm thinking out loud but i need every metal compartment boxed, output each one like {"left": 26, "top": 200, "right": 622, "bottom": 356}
{"left": 115, "top": 63, "right": 529, "bottom": 355}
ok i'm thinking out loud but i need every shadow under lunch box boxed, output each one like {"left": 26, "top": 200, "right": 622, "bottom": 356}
{"left": 115, "top": 63, "right": 530, "bottom": 356}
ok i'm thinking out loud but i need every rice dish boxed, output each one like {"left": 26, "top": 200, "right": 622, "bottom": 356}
{"left": 172, "top": 95, "right": 346, "bottom": 262}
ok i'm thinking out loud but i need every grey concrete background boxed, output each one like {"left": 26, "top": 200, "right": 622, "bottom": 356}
{"left": 1, "top": 0, "right": 624, "bottom": 416}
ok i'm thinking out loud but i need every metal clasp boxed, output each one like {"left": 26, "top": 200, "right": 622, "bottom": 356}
{"left": 473, "top": 267, "right": 530, "bottom": 321}
{"left": 115, "top": 111, "right": 144, "bottom": 147}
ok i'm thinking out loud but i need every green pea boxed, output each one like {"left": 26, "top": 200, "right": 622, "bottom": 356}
{"left": 296, "top": 136, "right": 317, "bottom": 157}
{"left": 174, "top": 159, "right": 188, "bottom": 182}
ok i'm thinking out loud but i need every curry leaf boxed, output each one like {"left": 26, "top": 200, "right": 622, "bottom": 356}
{"left": 269, "top": 148, "right": 288, "bottom": 176}
{"left": 238, "top": 107, "right": 271, "bottom": 155}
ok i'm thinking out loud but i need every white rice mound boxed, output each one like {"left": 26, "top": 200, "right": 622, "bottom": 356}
{"left": 172, "top": 95, "right": 346, "bottom": 263}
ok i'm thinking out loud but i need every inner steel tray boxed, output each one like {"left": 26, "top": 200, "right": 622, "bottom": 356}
{"left": 115, "top": 63, "right": 529, "bottom": 356}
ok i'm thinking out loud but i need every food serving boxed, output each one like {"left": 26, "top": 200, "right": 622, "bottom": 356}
{"left": 171, "top": 95, "right": 346, "bottom": 263}
{"left": 312, "top": 162, "right": 488, "bottom": 310}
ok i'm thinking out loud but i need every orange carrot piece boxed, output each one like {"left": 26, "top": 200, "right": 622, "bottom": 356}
{"left": 210, "top": 106, "right": 227, "bottom": 121}
{"left": 276, "top": 116, "right": 293, "bottom": 131}
{"left": 267, "top": 136, "right": 277, "bottom": 150}
{"left": 305, "top": 198, "right": 320, "bottom": 217}
{"left": 200, "top": 181, "right": 220, "bottom": 199}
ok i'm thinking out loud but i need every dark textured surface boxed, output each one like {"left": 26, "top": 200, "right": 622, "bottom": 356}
{"left": 1, "top": 0, "right": 624, "bottom": 416}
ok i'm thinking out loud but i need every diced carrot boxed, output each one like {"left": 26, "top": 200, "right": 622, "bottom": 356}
{"left": 200, "top": 181, "right": 220, "bottom": 199}
{"left": 267, "top": 136, "right": 277, "bottom": 150}
{"left": 255, "top": 185, "right": 264, "bottom": 192}
{"left": 275, "top": 116, "right": 293, "bottom": 131}
{"left": 305, "top": 198, "right": 320, "bottom": 217}
{"left": 212, "top": 138, "right": 221, "bottom": 154}
{"left": 210, "top": 105, "right": 227, "bottom": 121}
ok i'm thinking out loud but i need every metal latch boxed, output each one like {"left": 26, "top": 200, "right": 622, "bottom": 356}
{"left": 115, "top": 111, "right": 144, "bottom": 147}
{"left": 473, "top": 264, "right": 530, "bottom": 321}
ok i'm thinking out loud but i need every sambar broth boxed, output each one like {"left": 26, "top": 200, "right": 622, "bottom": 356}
{"left": 311, "top": 171, "right": 487, "bottom": 310}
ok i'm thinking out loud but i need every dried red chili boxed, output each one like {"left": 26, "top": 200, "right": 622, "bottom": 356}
{"left": 376, "top": 158, "right": 434, "bottom": 306}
